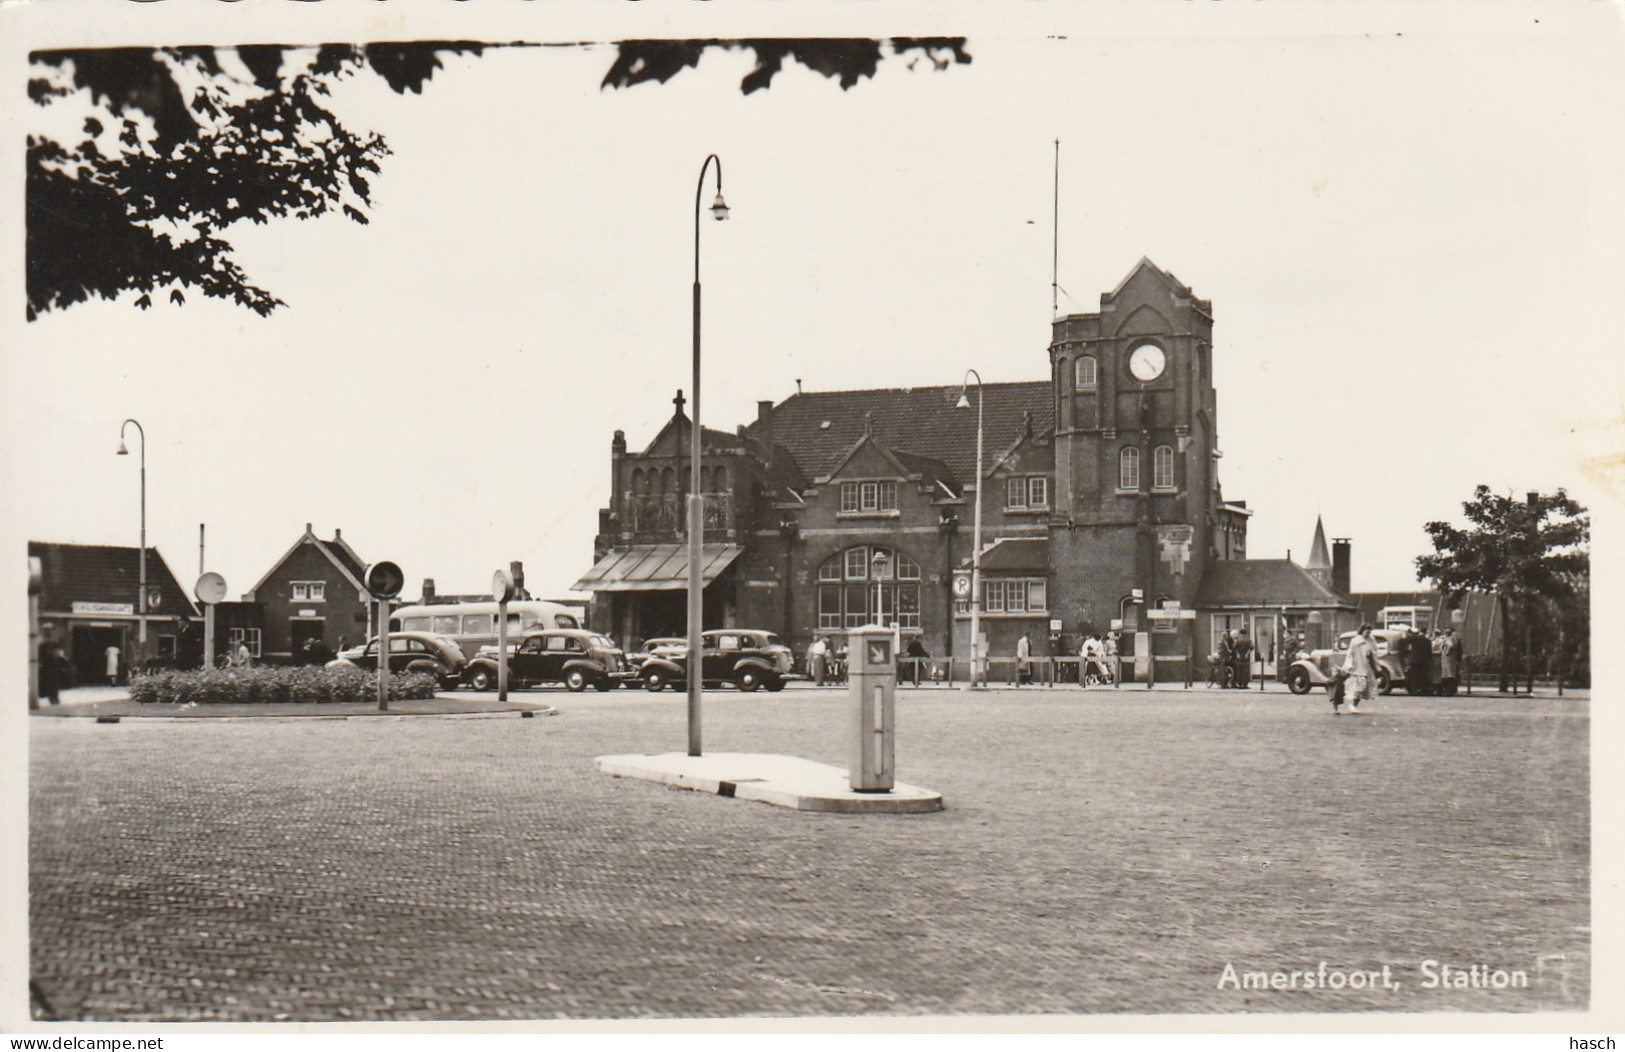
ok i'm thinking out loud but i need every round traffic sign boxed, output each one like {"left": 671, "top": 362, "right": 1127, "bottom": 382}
{"left": 491, "top": 569, "right": 515, "bottom": 603}
{"left": 194, "top": 572, "right": 227, "bottom": 605}
{"left": 366, "top": 561, "right": 404, "bottom": 599}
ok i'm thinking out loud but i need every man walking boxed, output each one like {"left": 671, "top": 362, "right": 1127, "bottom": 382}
{"left": 1345, "top": 623, "right": 1379, "bottom": 713}
{"left": 1014, "top": 632, "right": 1032, "bottom": 687}
{"left": 1437, "top": 627, "right": 1463, "bottom": 696}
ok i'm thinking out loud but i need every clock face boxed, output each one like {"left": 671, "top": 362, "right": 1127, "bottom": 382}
{"left": 1128, "top": 343, "right": 1166, "bottom": 382}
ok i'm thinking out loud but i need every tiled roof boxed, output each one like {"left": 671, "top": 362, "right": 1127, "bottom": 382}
{"left": 890, "top": 449, "right": 960, "bottom": 497}
{"left": 28, "top": 541, "right": 200, "bottom": 619}
{"left": 745, "top": 381, "right": 1053, "bottom": 484}
{"left": 1196, "top": 559, "right": 1351, "bottom": 607}
{"left": 975, "top": 537, "right": 1049, "bottom": 572}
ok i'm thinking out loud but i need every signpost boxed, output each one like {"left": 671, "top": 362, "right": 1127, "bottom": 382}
{"left": 492, "top": 569, "right": 515, "bottom": 702}
{"left": 194, "top": 572, "right": 227, "bottom": 669}
{"left": 366, "top": 562, "right": 404, "bottom": 711}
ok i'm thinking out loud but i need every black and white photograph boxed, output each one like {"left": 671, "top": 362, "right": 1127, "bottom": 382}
{"left": 3, "top": 0, "right": 1620, "bottom": 1039}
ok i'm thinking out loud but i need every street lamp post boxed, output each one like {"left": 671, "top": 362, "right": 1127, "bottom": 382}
{"left": 955, "top": 371, "right": 984, "bottom": 689}
{"left": 687, "top": 154, "right": 730, "bottom": 757}
{"left": 117, "top": 419, "right": 147, "bottom": 667}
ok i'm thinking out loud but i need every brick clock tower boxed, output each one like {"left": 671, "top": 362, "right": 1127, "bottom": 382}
{"left": 1048, "top": 258, "right": 1227, "bottom": 641}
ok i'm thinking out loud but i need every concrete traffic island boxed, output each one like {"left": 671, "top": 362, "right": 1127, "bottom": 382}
{"left": 595, "top": 751, "right": 944, "bottom": 814}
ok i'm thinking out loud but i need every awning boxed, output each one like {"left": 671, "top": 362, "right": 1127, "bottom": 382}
{"left": 572, "top": 544, "right": 742, "bottom": 593}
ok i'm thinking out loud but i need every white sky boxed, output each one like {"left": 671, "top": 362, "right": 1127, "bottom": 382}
{"left": 3, "top": 1, "right": 1622, "bottom": 605}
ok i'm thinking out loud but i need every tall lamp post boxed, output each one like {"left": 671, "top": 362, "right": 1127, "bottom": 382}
{"left": 116, "top": 418, "right": 147, "bottom": 666}
{"left": 687, "top": 153, "right": 730, "bottom": 757}
{"left": 955, "top": 370, "right": 984, "bottom": 689}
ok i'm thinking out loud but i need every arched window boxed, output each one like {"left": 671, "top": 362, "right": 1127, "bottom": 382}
{"left": 632, "top": 468, "right": 647, "bottom": 495}
{"left": 1153, "top": 445, "right": 1175, "bottom": 489}
{"left": 660, "top": 467, "right": 675, "bottom": 495}
{"left": 1075, "top": 355, "right": 1098, "bottom": 389}
{"left": 1119, "top": 446, "right": 1141, "bottom": 490}
{"left": 816, "top": 546, "right": 922, "bottom": 630}
{"left": 714, "top": 465, "right": 727, "bottom": 492}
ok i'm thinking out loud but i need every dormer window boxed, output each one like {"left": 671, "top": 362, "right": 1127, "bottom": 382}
{"left": 292, "top": 581, "right": 325, "bottom": 602}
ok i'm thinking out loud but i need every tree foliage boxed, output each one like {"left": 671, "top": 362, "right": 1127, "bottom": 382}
{"left": 1416, "top": 486, "right": 1589, "bottom": 687}
{"left": 26, "top": 42, "right": 484, "bottom": 320}
{"left": 27, "top": 37, "right": 969, "bottom": 322}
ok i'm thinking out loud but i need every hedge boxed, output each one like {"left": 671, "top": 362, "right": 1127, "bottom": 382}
{"left": 128, "top": 665, "right": 440, "bottom": 705}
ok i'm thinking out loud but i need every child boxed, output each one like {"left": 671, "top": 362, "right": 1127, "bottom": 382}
{"left": 1326, "top": 667, "right": 1350, "bottom": 714}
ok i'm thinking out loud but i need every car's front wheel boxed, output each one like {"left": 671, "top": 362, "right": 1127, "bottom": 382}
{"left": 1377, "top": 669, "right": 1394, "bottom": 695}
{"left": 764, "top": 676, "right": 786, "bottom": 693}
{"left": 1285, "top": 666, "right": 1312, "bottom": 695}
{"left": 643, "top": 669, "right": 668, "bottom": 692}
{"left": 565, "top": 669, "right": 588, "bottom": 693}
{"left": 736, "top": 668, "right": 763, "bottom": 693}
{"left": 466, "top": 667, "right": 494, "bottom": 692}
{"left": 593, "top": 677, "right": 613, "bottom": 692}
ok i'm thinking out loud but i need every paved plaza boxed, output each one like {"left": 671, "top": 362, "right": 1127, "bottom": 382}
{"left": 27, "top": 685, "right": 1589, "bottom": 1021}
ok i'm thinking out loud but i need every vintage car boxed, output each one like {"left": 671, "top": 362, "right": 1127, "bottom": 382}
{"left": 627, "top": 637, "right": 687, "bottom": 670}
{"left": 325, "top": 631, "right": 467, "bottom": 689}
{"left": 637, "top": 629, "right": 799, "bottom": 693}
{"left": 1284, "top": 629, "right": 1409, "bottom": 696}
{"left": 462, "top": 629, "right": 636, "bottom": 693}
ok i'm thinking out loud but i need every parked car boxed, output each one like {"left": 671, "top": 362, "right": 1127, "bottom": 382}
{"left": 637, "top": 629, "right": 799, "bottom": 693}
{"left": 628, "top": 637, "right": 687, "bottom": 670}
{"left": 1284, "top": 629, "right": 1408, "bottom": 696}
{"left": 463, "top": 629, "right": 636, "bottom": 693}
{"left": 326, "top": 632, "right": 467, "bottom": 689}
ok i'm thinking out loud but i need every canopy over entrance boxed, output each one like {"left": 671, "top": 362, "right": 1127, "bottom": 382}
{"left": 573, "top": 544, "right": 742, "bottom": 593}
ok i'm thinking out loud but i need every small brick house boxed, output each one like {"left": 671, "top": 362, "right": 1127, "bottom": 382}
{"left": 243, "top": 524, "right": 372, "bottom": 664}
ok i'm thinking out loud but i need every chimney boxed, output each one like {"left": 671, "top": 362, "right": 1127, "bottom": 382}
{"left": 333, "top": 527, "right": 343, "bottom": 542}
{"left": 510, "top": 561, "right": 529, "bottom": 600}
{"left": 757, "top": 400, "right": 775, "bottom": 468}
{"left": 1332, "top": 538, "right": 1351, "bottom": 597}
{"left": 422, "top": 578, "right": 436, "bottom": 603}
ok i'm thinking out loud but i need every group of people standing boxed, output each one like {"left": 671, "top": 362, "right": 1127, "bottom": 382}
{"left": 1398, "top": 623, "right": 1463, "bottom": 696}
{"left": 1213, "top": 628, "right": 1254, "bottom": 689}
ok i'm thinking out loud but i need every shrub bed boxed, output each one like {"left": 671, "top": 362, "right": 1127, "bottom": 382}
{"left": 129, "top": 666, "right": 440, "bottom": 705}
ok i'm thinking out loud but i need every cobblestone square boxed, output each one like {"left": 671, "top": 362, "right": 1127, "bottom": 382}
{"left": 27, "top": 687, "right": 1589, "bottom": 1021}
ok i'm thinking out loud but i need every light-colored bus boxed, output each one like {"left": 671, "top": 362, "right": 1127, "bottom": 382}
{"left": 389, "top": 600, "right": 583, "bottom": 661}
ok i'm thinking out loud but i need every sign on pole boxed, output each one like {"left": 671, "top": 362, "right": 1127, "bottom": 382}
{"left": 493, "top": 569, "right": 514, "bottom": 702}
{"left": 194, "top": 572, "right": 227, "bottom": 669}
{"left": 366, "top": 562, "right": 404, "bottom": 711}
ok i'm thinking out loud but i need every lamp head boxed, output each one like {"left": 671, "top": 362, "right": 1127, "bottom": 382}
{"left": 710, "top": 192, "right": 729, "bottom": 221}
{"left": 116, "top": 440, "right": 128, "bottom": 456}
{"left": 955, "top": 392, "right": 971, "bottom": 410}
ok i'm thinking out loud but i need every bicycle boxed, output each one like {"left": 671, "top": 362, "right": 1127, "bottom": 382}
{"left": 1205, "top": 658, "right": 1234, "bottom": 690}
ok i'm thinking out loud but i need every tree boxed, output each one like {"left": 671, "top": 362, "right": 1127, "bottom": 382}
{"left": 1415, "top": 486, "right": 1589, "bottom": 692}
{"left": 27, "top": 37, "right": 970, "bottom": 322}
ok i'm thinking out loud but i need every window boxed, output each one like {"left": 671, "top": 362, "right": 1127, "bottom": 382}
{"left": 839, "top": 480, "right": 899, "bottom": 514}
{"left": 976, "top": 578, "right": 1046, "bottom": 615}
{"left": 1119, "top": 446, "right": 1141, "bottom": 490}
{"left": 1211, "top": 614, "right": 1244, "bottom": 654}
{"left": 433, "top": 615, "right": 460, "bottom": 635}
{"left": 291, "top": 581, "right": 325, "bottom": 602}
{"left": 1028, "top": 579, "right": 1047, "bottom": 611}
{"left": 228, "top": 627, "right": 262, "bottom": 658}
{"left": 1153, "top": 445, "right": 1175, "bottom": 490}
{"left": 984, "top": 580, "right": 1005, "bottom": 613}
{"left": 1075, "top": 355, "right": 1098, "bottom": 388}
{"left": 462, "top": 614, "right": 494, "bottom": 634}
{"left": 1006, "top": 475, "right": 1049, "bottom": 510}
{"left": 817, "top": 546, "right": 923, "bottom": 629}
{"left": 401, "top": 616, "right": 431, "bottom": 632}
